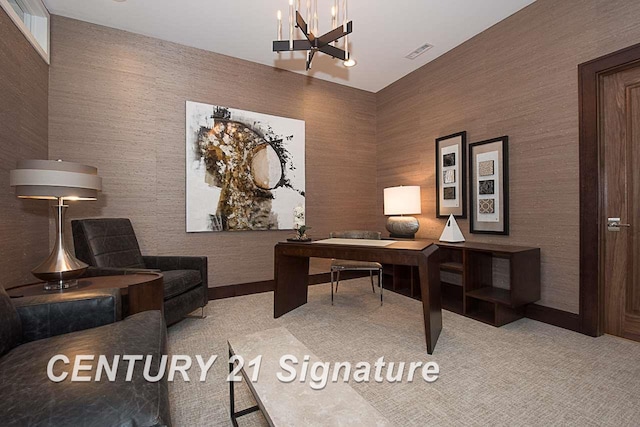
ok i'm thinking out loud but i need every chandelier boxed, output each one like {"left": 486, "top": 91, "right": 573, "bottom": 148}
{"left": 273, "top": 0, "right": 353, "bottom": 70}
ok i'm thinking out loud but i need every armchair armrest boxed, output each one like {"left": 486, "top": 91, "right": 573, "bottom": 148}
{"left": 83, "top": 266, "right": 161, "bottom": 277}
{"left": 143, "top": 256, "right": 208, "bottom": 287}
{"left": 13, "top": 289, "right": 121, "bottom": 343}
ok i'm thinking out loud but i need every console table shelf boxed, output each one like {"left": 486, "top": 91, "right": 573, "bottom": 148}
{"left": 438, "top": 242, "right": 541, "bottom": 327}
{"left": 381, "top": 241, "right": 540, "bottom": 327}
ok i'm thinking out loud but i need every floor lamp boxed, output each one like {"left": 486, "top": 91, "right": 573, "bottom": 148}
{"left": 10, "top": 160, "right": 102, "bottom": 290}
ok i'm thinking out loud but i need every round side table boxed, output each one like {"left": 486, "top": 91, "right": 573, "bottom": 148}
{"left": 7, "top": 273, "right": 164, "bottom": 316}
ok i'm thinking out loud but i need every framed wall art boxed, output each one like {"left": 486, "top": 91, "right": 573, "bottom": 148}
{"left": 469, "top": 136, "right": 509, "bottom": 235}
{"left": 186, "top": 101, "right": 305, "bottom": 232}
{"left": 435, "top": 131, "right": 467, "bottom": 218}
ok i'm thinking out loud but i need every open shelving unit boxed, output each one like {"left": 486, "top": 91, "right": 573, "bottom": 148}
{"left": 381, "top": 241, "right": 540, "bottom": 327}
{"left": 438, "top": 242, "right": 541, "bottom": 327}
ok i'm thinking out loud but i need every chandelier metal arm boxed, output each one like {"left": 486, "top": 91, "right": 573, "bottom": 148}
{"left": 272, "top": 10, "right": 353, "bottom": 70}
{"left": 318, "top": 44, "right": 348, "bottom": 61}
{"left": 316, "top": 21, "right": 352, "bottom": 47}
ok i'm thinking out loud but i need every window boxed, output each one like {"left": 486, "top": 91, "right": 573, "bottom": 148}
{"left": 0, "top": 0, "right": 50, "bottom": 64}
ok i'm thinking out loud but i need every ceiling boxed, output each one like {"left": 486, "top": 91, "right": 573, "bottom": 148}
{"left": 43, "top": 0, "right": 536, "bottom": 93}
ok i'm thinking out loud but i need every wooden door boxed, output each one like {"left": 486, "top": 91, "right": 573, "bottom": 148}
{"left": 601, "top": 65, "right": 640, "bottom": 341}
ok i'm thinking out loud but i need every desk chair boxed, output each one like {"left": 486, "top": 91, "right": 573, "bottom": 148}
{"left": 330, "top": 231, "right": 383, "bottom": 305}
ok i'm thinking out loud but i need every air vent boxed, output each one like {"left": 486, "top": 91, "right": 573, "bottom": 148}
{"left": 405, "top": 43, "right": 433, "bottom": 60}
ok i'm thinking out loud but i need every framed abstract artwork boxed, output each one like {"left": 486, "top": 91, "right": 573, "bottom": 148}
{"left": 185, "top": 101, "right": 305, "bottom": 232}
{"left": 435, "top": 131, "right": 467, "bottom": 218}
{"left": 469, "top": 136, "right": 509, "bottom": 235}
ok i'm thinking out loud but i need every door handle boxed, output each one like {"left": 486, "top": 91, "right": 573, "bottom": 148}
{"left": 608, "top": 217, "right": 632, "bottom": 231}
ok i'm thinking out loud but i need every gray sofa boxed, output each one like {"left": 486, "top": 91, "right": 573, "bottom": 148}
{"left": 72, "top": 218, "right": 208, "bottom": 325}
{"left": 0, "top": 286, "right": 171, "bottom": 426}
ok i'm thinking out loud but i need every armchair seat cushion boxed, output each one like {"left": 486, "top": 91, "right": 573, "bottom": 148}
{"left": 0, "top": 310, "right": 170, "bottom": 427}
{"left": 162, "top": 270, "right": 202, "bottom": 300}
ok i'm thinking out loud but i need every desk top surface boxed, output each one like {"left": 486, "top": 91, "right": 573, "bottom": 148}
{"left": 280, "top": 238, "right": 435, "bottom": 251}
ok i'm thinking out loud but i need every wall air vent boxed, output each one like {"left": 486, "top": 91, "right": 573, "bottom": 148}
{"left": 405, "top": 43, "right": 433, "bottom": 60}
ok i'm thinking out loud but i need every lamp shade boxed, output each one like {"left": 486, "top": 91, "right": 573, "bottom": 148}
{"left": 384, "top": 186, "right": 421, "bottom": 215}
{"left": 9, "top": 159, "right": 102, "bottom": 200}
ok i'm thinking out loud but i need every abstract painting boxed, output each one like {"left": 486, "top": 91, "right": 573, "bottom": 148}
{"left": 186, "top": 101, "right": 305, "bottom": 232}
{"left": 436, "top": 131, "right": 467, "bottom": 218}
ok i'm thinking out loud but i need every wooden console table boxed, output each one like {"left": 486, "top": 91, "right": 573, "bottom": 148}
{"left": 274, "top": 240, "right": 442, "bottom": 354}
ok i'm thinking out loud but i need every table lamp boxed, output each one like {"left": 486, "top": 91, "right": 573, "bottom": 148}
{"left": 10, "top": 159, "right": 102, "bottom": 290}
{"left": 384, "top": 186, "right": 421, "bottom": 239}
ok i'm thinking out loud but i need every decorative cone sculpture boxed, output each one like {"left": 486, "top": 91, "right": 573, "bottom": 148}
{"left": 439, "top": 214, "right": 465, "bottom": 243}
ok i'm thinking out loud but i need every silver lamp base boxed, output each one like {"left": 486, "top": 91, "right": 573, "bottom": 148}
{"left": 386, "top": 216, "right": 420, "bottom": 239}
{"left": 32, "top": 200, "right": 88, "bottom": 290}
{"left": 44, "top": 279, "right": 80, "bottom": 291}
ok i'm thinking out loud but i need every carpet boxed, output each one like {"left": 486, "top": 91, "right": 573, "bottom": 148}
{"left": 168, "top": 278, "right": 640, "bottom": 426}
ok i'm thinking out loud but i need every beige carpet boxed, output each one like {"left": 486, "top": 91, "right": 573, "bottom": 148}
{"left": 168, "top": 278, "right": 640, "bottom": 426}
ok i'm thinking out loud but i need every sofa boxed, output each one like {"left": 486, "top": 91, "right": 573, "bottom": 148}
{"left": 72, "top": 218, "right": 208, "bottom": 325}
{"left": 0, "top": 286, "right": 171, "bottom": 426}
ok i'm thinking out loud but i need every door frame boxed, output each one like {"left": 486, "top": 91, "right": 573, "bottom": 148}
{"left": 579, "top": 42, "right": 640, "bottom": 336}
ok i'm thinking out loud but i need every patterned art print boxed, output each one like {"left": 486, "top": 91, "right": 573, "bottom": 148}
{"left": 476, "top": 150, "right": 500, "bottom": 223}
{"left": 440, "top": 144, "right": 460, "bottom": 209}
{"left": 479, "top": 160, "right": 494, "bottom": 176}
{"left": 186, "top": 101, "right": 305, "bottom": 232}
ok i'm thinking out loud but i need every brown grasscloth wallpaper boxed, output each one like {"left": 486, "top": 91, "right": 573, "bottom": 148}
{"left": 48, "top": 16, "right": 377, "bottom": 287}
{"left": 377, "top": 0, "right": 640, "bottom": 313}
{"left": 0, "top": 8, "right": 49, "bottom": 288}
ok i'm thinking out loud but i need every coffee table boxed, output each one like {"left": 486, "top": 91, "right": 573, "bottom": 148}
{"left": 6, "top": 273, "right": 164, "bottom": 316}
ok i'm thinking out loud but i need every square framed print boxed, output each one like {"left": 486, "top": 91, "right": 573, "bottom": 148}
{"left": 469, "top": 136, "right": 509, "bottom": 235}
{"left": 435, "top": 131, "right": 467, "bottom": 218}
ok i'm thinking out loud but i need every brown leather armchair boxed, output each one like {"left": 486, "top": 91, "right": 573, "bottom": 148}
{"left": 72, "top": 218, "right": 208, "bottom": 325}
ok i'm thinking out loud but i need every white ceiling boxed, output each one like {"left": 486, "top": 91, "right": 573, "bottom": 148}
{"left": 43, "top": 0, "right": 536, "bottom": 93}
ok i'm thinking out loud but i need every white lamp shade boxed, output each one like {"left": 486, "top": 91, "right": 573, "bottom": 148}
{"left": 384, "top": 186, "right": 421, "bottom": 215}
{"left": 10, "top": 159, "right": 102, "bottom": 200}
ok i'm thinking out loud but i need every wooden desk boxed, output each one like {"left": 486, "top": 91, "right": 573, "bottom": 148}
{"left": 273, "top": 239, "right": 442, "bottom": 354}
{"left": 7, "top": 273, "right": 165, "bottom": 317}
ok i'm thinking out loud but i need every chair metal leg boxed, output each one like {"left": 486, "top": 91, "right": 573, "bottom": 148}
{"left": 370, "top": 270, "right": 375, "bottom": 293}
{"left": 330, "top": 269, "right": 334, "bottom": 305}
{"left": 187, "top": 306, "right": 207, "bottom": 319}
{"left": 379, "top": 268, "right": 383, "bottom": 306}
{"left": 335, "top": 270, "right": 340, "bottom": 292}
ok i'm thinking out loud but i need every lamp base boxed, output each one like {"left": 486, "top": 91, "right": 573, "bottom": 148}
{"left": 44, "top": 279, "right": 79, "bottom": 291}
{"left": 386, "top": 216, "right": 419, "bottom": 239}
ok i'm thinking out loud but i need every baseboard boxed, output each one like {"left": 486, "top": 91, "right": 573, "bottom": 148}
{"left": 525, "top": 303, "right": 581, "bottom": 333}
{"left": 208, "top": 271, "right": 368, "bottom": 300}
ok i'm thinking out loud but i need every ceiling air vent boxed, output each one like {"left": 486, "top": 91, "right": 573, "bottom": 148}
{"left": 405, "top": 43, "right": 433, "bottom": 60}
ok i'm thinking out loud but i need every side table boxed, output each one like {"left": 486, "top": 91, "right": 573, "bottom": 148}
{"left": 6, "top": 273, "right": 164, "bottom": 317}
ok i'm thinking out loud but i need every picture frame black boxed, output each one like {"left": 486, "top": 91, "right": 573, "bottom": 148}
{"left": 469, "top": 136, "right": 509, "bottom": 235}
{"left": 435, "top": 131, "right": 467, "bottom": 218}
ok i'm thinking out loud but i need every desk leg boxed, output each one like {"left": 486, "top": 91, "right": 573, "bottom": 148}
{"left": 418, "top": 246, "right": 442, "bottom": 354}
{"left": 274, "top": 250, "right": 310, "bottom": 318}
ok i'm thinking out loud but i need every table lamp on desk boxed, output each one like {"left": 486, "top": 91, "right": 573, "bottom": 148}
{"left": 10, "top": 159, "right": 102, "bottom": 290}
{"left": 383, "top": 185, "right": 421, "bottom": 239}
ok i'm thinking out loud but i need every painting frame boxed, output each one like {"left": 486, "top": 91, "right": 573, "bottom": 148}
{"left": 435, "top": 131, "right": 467, "bottom": 218}
{"left": 469, "top": 136, "right": 509, "bottom": 235}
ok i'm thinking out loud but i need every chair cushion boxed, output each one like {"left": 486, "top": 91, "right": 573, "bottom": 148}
{"left": 0, "top": 311, "right": 170, "bottom": 427}
{"left": 162, "top": 270, "right": 202, "bottom": 300}
{"left": 72, "top": 218, "right": 146, "bottom": 269}
{"left": 0, "top": 286, "right": 21, "bottom": 357}
{"left": 331, "top": 259, "right": 383, "bottom": 270}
